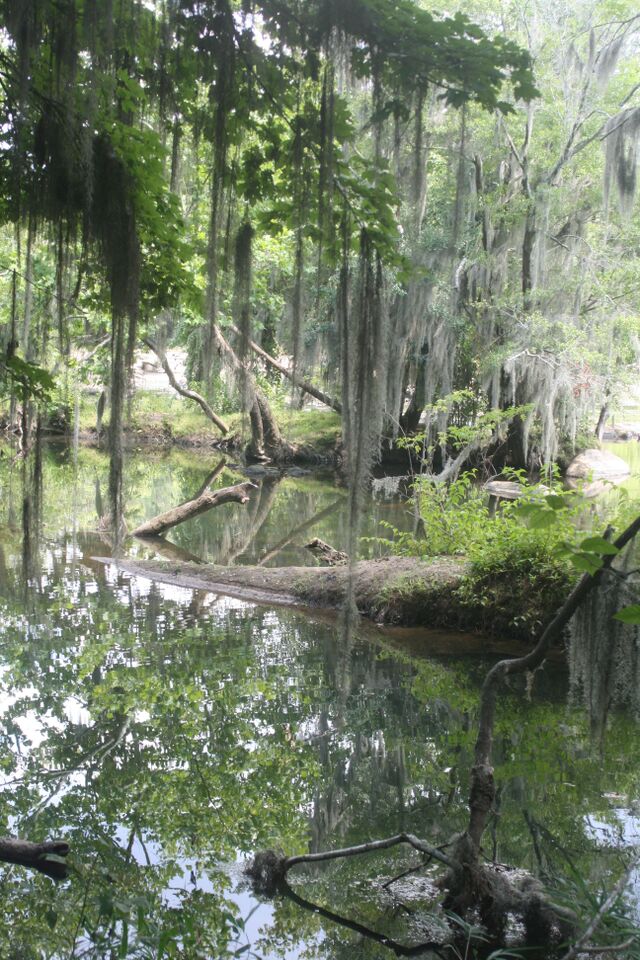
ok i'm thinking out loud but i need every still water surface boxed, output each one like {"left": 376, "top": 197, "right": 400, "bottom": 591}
{"left": 0, "top": 444, "right": 639, "bottom": 958}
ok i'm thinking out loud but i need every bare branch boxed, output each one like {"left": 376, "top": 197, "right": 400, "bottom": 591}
{"left": 274, "top": 832, "right": 458, "bottom": 876}
{"left": 280, "top": 877, "right": 447, "bottom": 957}
{"left": 143, "top": 337, "right": 229, "bottom": 435}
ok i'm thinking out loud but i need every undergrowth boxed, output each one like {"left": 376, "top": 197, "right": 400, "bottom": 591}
{"left": 371, "top": 469, "right": 631, "bottom": 638}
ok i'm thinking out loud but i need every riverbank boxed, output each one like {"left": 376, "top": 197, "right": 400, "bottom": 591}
{"left": 97, "top": 554, "right": 573, "bottom": 643}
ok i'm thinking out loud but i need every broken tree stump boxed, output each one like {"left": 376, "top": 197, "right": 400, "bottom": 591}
{"left": 305, "top": 538, "right": 348, "bottom": 566}
{"left": 132, "top": 481, "right": 257, "bottom": 538}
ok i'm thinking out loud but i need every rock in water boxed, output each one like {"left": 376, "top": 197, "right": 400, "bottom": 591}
{"left": 566, "top": 449, "right": 630, "bottom": 481}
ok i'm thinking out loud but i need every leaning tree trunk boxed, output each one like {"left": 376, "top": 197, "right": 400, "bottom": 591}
{"left": 211, "top": 326, "right": 297, "bottom": 462}
{"left": 132, "top": 481, "right": 256, "bottom": 538}
{"left": 255, "top": 390, "right": 298, "bottom": 462}
{"left": 595, "top": 388, "right": 611, "bottom": 442}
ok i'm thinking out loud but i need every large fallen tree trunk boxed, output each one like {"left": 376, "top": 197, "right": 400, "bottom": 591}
{"left": 227, "top": 322, "right": 342, "bottom": 414}
{"left": 0, "top": 837, "right": 69, "bottom": 880}
{"left": 142, "top": 337, "right": 229, "bottom": 435}
{"left": 131, "top": 481, "right": 256, "bottom": 538}
{"left": 91, "top": 556, "right": 477, "bottom": 634}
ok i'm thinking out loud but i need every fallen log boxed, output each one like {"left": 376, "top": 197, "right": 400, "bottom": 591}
{"left": 92, "top": 556, "right": 468, "bottom": 628}
{"left": 90, "top": 556, "right": 566, "bottom": 651}
{"left": 132, "top": 481, "right": 257, "bottom": 538}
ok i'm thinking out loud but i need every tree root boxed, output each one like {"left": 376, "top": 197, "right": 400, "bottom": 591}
{"left": 247, "top": 831, "right": 577, "bottom": 953}
{"left": 442, "top": 841, "right": 576, "bottom": 950}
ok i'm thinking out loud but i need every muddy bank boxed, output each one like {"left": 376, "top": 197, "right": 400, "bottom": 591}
{"left": 94, "top": 555, "right": 555, "bottom": 642}
{"left": 96, "top": 555, "right": 461, "bottom": 620}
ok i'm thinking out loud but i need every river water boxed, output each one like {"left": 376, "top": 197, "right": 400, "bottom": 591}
{"left": 0, "top": 443, "right": 639, "bottom": 958}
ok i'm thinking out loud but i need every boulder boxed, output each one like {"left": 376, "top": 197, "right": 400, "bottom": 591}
{"left": 565, "top": 448, "right": 630, "bottom": 481}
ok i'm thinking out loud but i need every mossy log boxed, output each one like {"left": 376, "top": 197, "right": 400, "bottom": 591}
{"left": 89, "top": 554, "right": 573, "bottom": 644}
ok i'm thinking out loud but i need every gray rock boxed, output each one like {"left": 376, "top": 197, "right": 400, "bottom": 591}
{"left": 565, "top": 448, "right": 630, "bottom": 481}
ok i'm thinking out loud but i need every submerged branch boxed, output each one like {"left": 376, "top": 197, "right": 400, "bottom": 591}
{"left": 279, "top": 877, "right": 447, "bottom": 957}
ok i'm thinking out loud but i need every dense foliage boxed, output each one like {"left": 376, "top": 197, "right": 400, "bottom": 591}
{"left": 0, "top": 1, "right": 637, "bottom": 507}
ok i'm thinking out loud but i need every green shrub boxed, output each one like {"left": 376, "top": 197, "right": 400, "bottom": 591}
{"left": 373, "top": 470, "right": 606, "bottom": 637}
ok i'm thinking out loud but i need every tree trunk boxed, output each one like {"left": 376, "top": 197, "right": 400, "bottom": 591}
{"left": 595, "top": 400, "right": 610, "bottom": 441}
{"left": 132, "top": 481, "right": 256, "bottom": 538}
{"left": 522, "top": 208, "right": 536, "bottom": 301}
{"left": 210, "top": 325, "right": 296, "bottom": 461}
{"left": 247, "top": 398, "right": 267, "bottom": 460}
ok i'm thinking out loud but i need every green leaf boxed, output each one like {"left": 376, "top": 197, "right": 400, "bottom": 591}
{"left": 528, "top": 510, "right": 556, "bottom": 530}
{"left": 579, "top": 537, "right": 619, "bottom": 556}
{"left": 613, "top": 605, "right": 640, "bottom": 625}
{"left": 544, "top": 494, "right": 569, "bottom": 510}
{"left": 570, "top": 553, "right": 603, "bottom": 575}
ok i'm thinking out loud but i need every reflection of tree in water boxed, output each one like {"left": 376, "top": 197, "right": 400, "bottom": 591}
{"left": 4, "top": 449, "right": 640, "bottom": 956}
{"left": 216, "top": 477, "right": 279, "bottom": 564}
{"left": 569, "top": 541, "right": 640, "bottom": 741}
{"left": 20, "top": 421, "right": 43, "bottom": 591}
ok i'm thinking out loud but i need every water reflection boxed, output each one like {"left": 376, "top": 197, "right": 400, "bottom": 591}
{"left": 0, "top": 445, "right": 638, "bottom": 957}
